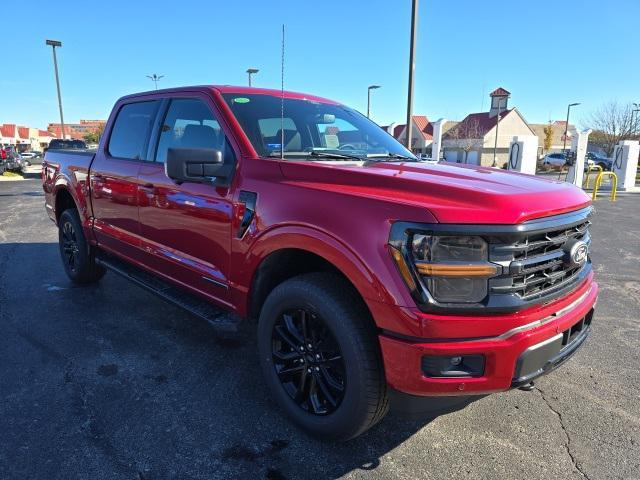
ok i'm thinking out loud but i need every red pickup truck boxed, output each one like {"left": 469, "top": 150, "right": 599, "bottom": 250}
{"left": 42, "top": 85, "right": 597, "bottom": 440}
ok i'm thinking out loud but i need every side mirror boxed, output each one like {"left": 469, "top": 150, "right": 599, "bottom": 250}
{"left": 166, "top": 147, "right": 233, "bottom": 186}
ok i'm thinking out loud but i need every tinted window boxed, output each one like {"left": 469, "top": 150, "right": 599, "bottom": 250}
{"left": 222, "top": 93, "right": 416, "bottom": 160}
{"left": 49, "top": 139, "right": 87, "bottom": 149}
{"left": 108, "top": 101, "right": 159, "bottom": 160}
{"left": 155, "top": 98, "right": 228, "bottom": 163}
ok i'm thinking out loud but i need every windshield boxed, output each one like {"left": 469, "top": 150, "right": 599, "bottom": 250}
{"left": 222, "top": 93, "right": 416, "bottom": 161}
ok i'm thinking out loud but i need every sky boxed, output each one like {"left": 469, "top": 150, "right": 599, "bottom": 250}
{"left": 2, "top": 0, "right": 639, "bottom": 130}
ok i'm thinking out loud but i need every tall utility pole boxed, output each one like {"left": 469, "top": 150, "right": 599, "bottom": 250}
{"left": 632, "top": 103, "right": 640, "bottom": 135}
{"left": 246, "top": 68, "right": 259, "bottom": 87}
{"left": 45, "top": 40, "right": 66, "bottom": 140}
{"left": 367, "top": 85, "right": 380, "bottom": 118}
{"left": 146, "top": 74, "right": 164, "bottom": 90}
{"left": 405, "top": 0, "right": 418, "bottom": 151}
{"left": 562, "top": 102, "right": 580, "bottom": 152}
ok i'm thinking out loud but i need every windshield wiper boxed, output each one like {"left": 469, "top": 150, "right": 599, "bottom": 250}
{"left": 366, "top": 153, "right": 417, "bottom": 161}
{"left": 307, "top": 151, "right": 364, "bottom": 161}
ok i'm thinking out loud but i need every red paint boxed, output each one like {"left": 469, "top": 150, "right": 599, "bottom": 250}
{"left": 42, "top": 85, "right": 597, "bottom": 399}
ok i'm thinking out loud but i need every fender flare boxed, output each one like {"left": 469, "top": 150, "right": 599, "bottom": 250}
{"left": 242, "top": 224, "right": 393, "bottom": 311}
{"left": 52, "top": 174, "right": 94, "bottom": 239}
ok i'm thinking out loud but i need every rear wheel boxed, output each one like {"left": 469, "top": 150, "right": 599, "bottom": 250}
{"left": 258, "top": 273, "right": 389, "bottom": 441}
{"left": 58, "top": 209, "right": 105, "bottom": 284}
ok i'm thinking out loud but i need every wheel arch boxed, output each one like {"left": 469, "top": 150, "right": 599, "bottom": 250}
{"left": 53, "top": 186, "right": 77, "bottom": 224}
{"left": 244, "top": 227, "right": 388, "bottom": 323}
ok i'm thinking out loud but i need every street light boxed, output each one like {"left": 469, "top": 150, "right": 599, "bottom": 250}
{"left": 562, "top": 102, "right": 580, "bottom": 153}
{"left": 45, "top": 39, "right": 66, "bottom": 140}
{"left": 405, "top": 0, "right": 418, "bottom": 150}
{"left": 146, "top": 74, "right": 164, "bottom": 90}
{"left": 246, "top": 68, "right": 259, "bottom": 87}
{"left": 367, "top": 85, "right": 381, "bottom": 118}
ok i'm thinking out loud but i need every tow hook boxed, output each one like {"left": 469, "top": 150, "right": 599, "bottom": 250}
{"left": 518, "top": 381, "right": 535, "bottom": 391}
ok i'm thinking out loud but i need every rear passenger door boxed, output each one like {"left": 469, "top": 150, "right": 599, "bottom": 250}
{"left": 91, "top": 100, "right": 160, "bottom": 262}
{"left": 136, "top": 96, "right": 236, "bottom": 306}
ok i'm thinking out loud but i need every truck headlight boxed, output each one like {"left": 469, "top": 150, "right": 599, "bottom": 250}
{"left": 390, "top": 227, "right": 498, "bottom": 305}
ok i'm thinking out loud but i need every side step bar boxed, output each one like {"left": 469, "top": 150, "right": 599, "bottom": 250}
{"left": 96, "top": 254, "right": 241, "bottom": 332}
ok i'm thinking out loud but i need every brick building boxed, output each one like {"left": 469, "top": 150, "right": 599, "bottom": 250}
{"left": 47, "top": 119, "right": 106, "bottom": 140}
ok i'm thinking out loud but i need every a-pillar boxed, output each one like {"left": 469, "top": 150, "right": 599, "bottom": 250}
{"left": 430, "top": 118, "right": 446, "bottom": 161}
{"left": 566, "top": 128, "right": 591, "bottom": 186}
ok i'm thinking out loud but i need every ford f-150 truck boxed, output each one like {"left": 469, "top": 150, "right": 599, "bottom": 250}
{"left": 42, "top": 86, "right": 597, "bottom": 441}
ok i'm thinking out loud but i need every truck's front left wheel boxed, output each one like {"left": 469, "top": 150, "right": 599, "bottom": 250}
{"left": 258, "top": 272, "right": 389, "bottom": 441}
{"left": 58, "top": 209, "right": 105, "bottom": 284}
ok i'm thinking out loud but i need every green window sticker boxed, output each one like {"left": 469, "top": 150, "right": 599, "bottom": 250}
{"left": 232, "top": 97, "right": 250, "bottom": 104}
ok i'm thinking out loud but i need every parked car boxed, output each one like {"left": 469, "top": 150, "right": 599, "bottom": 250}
{"left": 19, "top": 151, "right": 44, "bottom": 166}
{"left": 585, "top": 152, "right": 613, "bottom": 170}
{"left": 43, "top": 85, "right": 597, "bottom": 441}
{"left": 0, "top": 146, "right": 22, "bottom": 171}
{"left": 542, "top": 152, "right": 567, "bottom": 166}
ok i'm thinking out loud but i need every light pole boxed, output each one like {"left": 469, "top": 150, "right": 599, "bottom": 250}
{"left": 562, "top": 102, "right": 580, "bottom": 153}
{"left": 367, "top": 85, "right": 381, "bottom": 118}
{"left": 246, "top": 68, "right": 259, "bottom": 87}
{"left": 632, "top": 103, "right": 640, "bottom": 136}
{"left": 45, "top": 39, "right": 66, "bottom": 140}
{"left": 405, "top": 0, "right": 418, "bottom": 151}
{"left": 146, "top": 74, "right": 164, "bottom": 90}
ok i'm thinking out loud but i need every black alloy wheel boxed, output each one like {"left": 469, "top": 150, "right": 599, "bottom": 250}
{"left": 57, "top": 208, "right": 105, "bottom": 284}
{"left": 272, "top": 308, "right": 346, "bottom": 415}
{"left": 258, "top": 273, "right": 389, "bottom": 441}
{"left": 61, "top": 220, "right": 80, "bottom": 274}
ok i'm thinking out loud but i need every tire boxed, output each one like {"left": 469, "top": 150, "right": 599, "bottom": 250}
{"left": 58, "top": 209, "right": 105, "bottom": 284}
{"left": 258, "top": 272, "right": 389, "bottom": 441}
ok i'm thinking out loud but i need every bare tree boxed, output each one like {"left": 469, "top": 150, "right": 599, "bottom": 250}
{"left": 444, "top": 119, "right": 484, "bottom": 163}
{"left": 586, "top": 101, "right": 638, "bottom": 156}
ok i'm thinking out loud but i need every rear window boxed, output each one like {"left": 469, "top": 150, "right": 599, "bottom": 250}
{"left": 108, "top": 101, "right": 159, "bottom": 160}
{"left": 49, "top": 139, "right": 86, "bottom": 149}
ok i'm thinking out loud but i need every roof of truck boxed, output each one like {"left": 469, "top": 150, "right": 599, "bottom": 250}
{"left": 122, "top": 85, "right": 340, "bottom": 105}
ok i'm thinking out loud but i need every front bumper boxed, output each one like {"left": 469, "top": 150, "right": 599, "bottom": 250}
{"left": 379, "top": 276, "right": 598, "bottom": 397}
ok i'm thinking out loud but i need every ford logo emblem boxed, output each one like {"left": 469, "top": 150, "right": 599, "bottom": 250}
{"left": 563, "top": 239, "right": 589, "bottom": 268}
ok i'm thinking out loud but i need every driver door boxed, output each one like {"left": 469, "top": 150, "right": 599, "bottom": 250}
{"left": 137, "top": 96, "right": 236, "bottom": 306}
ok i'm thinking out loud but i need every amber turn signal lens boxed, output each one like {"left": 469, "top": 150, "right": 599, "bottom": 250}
{"left": 390, "top": 247, "right": 417, "bottom": 290}
{"left": 416, "top": 263, "right": 497, "bottom": 277}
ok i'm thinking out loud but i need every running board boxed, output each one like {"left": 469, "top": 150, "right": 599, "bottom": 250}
{"left": 96, "top": 254, "right": 241, "bottom": 332}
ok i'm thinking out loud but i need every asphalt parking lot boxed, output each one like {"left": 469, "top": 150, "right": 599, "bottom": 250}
{"left": 1, "top": 178, "right": 639, "bottom": 480}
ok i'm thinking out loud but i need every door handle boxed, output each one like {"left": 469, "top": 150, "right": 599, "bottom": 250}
{"left": 142, "top": 183, "right": 154, "bottom": 189}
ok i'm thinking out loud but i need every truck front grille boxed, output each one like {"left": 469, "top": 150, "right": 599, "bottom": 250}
{"left": 489, "top": 210, "right": 592, "bottom": 303}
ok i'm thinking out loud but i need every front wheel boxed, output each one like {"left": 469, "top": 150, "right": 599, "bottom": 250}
{"left": 58, "top": 209, "right": 105, "bottom": 284}
{"left": 258, "top": 273, "right": 389, "bottom": 441}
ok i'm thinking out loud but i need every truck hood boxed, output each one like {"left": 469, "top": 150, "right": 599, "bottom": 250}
{"left": 279, "top": 160, "right": 592, "bottom": 224}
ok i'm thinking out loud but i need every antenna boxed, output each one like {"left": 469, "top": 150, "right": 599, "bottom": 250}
{"left": 280, "top": 24, "right": 285, "bottom": 160}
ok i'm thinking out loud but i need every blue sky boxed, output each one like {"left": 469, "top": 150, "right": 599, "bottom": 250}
{"left": 2, "top": 0, "right": 638, "bottom": 129}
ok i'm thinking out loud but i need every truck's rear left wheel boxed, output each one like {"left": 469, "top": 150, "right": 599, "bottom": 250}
{"left": 58, "top": 209, "right": 105, "bottom": 284}
{"left": 258, "top": 272, "right": 389, "bottom": 441}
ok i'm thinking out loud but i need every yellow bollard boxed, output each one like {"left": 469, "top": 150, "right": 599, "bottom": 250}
{"left": 583, "top": 165, "right": 603, "bottom": 189}
{"left": 592, "top": 171, "right": 618, "bottom": 201}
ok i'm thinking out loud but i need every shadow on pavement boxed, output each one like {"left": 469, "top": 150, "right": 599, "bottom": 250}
{"left": 0, "top": 241, "right": 442, "bottom": 479}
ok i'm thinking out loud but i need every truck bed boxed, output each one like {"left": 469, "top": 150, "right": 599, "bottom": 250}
{"left": 42, "top": 149, "right": 96, "bottom": 224}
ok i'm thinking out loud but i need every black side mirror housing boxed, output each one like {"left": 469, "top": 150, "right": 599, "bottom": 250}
{"left": 166, "top": 147, "right": 233, "bottom": 186}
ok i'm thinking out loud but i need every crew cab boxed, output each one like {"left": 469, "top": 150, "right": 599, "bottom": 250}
{"left": 42, "top": 86, "right": 597, "bottom": 441}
